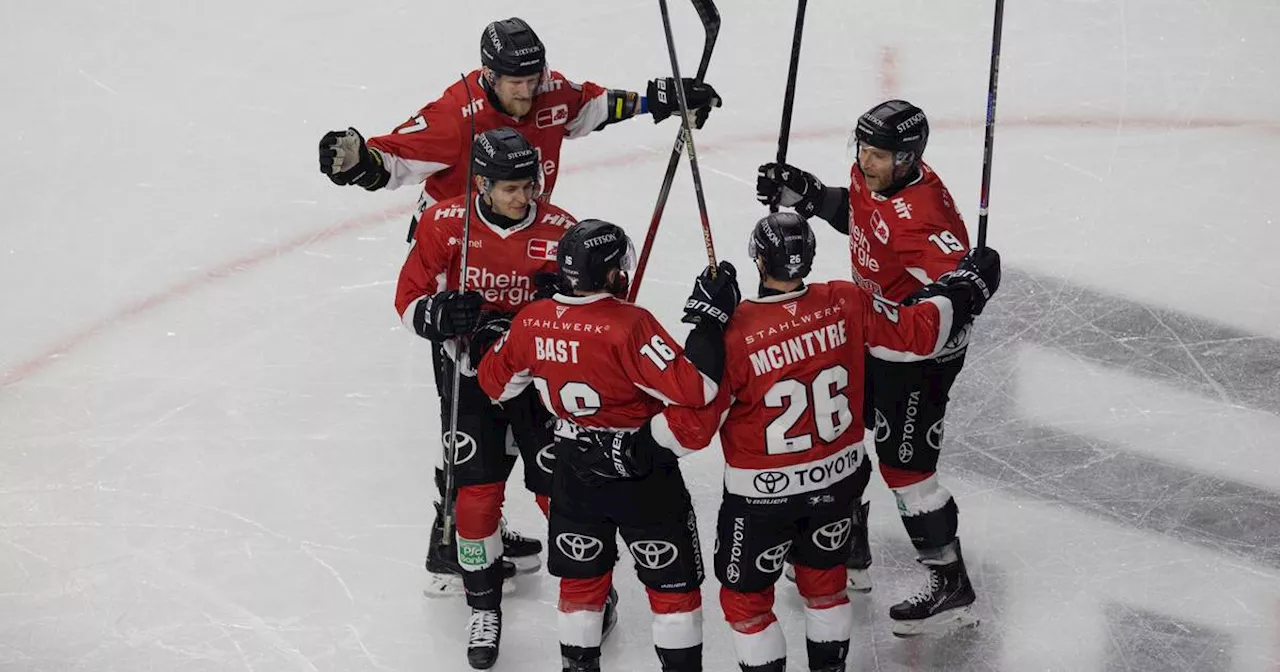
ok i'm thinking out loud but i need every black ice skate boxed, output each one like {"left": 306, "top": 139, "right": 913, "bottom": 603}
{"left": 601, "top": 586, "right": 619, "bottom": 643}
{"left": 846, "top": 500, "right": 872, "bottom": 593}
{"left": 423, "top": 504, "right": 516, "bottom": 598}
{"left": 888, "top": 538, "right": 978, "bottom": 637}
{"left": 500, "top": 516, "right": 543, "bottom": 574}
{"left": 466, "top": 608, "right": 502, "bottom": 669}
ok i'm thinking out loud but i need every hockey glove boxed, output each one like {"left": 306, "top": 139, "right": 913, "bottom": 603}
{"left": 319, "top": 127, "right": 390, "bottom": 191}
{"left": 756, "top": 162, "right": 828, "bottom": 218}
{"left": 907, "top": 247, "right": 1001, "bottom": 340}
{"left": 532, "top": 272, "right": 562, "bottom": 301}
{"left": 682, "top": 261, "right": 740, "bottom": 329}
{"left": 559, "top": 423, "right": 654, "bottom": 485}
{"left": 646, "top": 78, "right": 722, "bottom": 129}
{"left": 468, "top": 312, "right": 513, "bottom": 369}
{"left": 413, "top": 290, "right": 483, "bottom": 341}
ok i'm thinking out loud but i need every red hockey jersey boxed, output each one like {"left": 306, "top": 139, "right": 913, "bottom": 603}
{"left": 653, "top": 281, "right": 953, "bottom": 500}
{"left": 394, "top": 195, "right": 577, "bottom": 323}
{"left": 367, "top": 69, "right": 610, "bottom": 208}
{"left": 476, "top": 294, "right": 717, "bottom": 431}
{"left": 846, "top": 162, "right": 970, "bottom": 302}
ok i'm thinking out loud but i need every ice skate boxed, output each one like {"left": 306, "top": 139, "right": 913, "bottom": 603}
{"left": 466, "top": 608, "right": 502, "bottom": 669}
{"left": 500, "top": 515, "right": 543, "bottom": 574}
{"left": 888, "top": 539, "right": 978, "bottom": 637}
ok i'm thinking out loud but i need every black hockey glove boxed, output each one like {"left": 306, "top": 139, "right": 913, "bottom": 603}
{"left": 413, "top": 290, "right": 483, "bottom": 341}
{"left": 319, "top": 127, "right": 390, "bottom": 191}
{"left": 468, "top": 312, "right": 513, "bottom": 369}
{"left": 646, "top": 78, "right": 722, "bottom": 129}
{"left": 906, "top": 247, "right": 1001, "bottom": 339}
{"left": 559, "top": 424, "right": 654, "bottom": 485}
{"left": 532, "top": 272, "right": 562, "bottom": 301}
{"left": 756, "top": 162, "right": 826, "bottom": 218}
{"left": 682, "top": 261, "right": 740, "bottom": 329}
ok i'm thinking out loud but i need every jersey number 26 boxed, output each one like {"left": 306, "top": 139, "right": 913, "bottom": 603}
{"left": 763, "top": 365, "right": 854, "bottom": 455}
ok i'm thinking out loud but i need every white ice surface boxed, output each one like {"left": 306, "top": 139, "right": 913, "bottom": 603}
{"left": 3, "top": 0, "right": 1279, "bottom": 670}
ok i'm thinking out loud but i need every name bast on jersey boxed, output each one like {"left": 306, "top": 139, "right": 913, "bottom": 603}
{"left": 847, "top": 162, "right": 970, "bottom": 302}
{"left": 476, "top": 294, "right": 717, "bottom": 431}
{"left": 394, "top": 194, "right": 576, "bottom": 321}
{"left": 653, "top": 281, "right": 954, "bottom": 501}
{"left": 367, "top": 70, "right": 611, "bottom": 207}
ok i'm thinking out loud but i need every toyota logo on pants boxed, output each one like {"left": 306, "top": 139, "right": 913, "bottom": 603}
{"left": 628, "top": 540, "right": 679, "bottom": 570}
{"left": 725, "top": 563, "right": 741, "bottom": 584}
{"left": 927, "top": 419, "right": 944, "bottom": 450}
{"left": 874, "top": 409, "right": 891, "bottom": 443}
{"left": 536, "top": 443, "right": 556, "bottom": 474}
{"left": 753, "top": 471, "right": 790, "bottom": 495}
{"left": 443, "top": 430, "right": 478, "bottom": 466}
{"left": 755, "top": 540, "right": 792, "bottom": 574}
{"left": 812, "top": 518, "right": 853, "bottom": 552}
{"left": 556, "top": 533, "right": 603, "bottom": 562}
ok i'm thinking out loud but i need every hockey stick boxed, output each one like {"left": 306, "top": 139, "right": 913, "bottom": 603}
{"left": 770, "top": 0, "right": 808, "bottom": 214}
{"left": 441, "top": 73, "right": 478, "bottom": 543}
{"left": 976, "top": 0, "right": 1005, "bottom": 250}
{"left": 627, "top": 0, "right": 720, "bottom": 302}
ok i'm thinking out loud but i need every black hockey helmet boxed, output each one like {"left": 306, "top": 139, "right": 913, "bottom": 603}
{"left": 480, "top": 18, "right": 547, "bottom": 78}
{"left": 556, "top": 219, "right": 636, "bottom": 294}
{"left": 748, "top": 212, "right": 816, "bottom": 281}
{"left": 471, "top": 127, "right": 541, "bottom": 191}
{"left": 853, "top": 99, "right": 929, "bottom": 156}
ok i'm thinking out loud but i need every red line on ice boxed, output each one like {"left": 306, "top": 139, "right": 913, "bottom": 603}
{"left": 3, "top": 116, "right": 1277, "bottom": 388}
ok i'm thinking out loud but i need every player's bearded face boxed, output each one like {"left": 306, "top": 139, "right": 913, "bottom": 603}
{"left": 482, "top": 178, "right": 537, "bottom": 219}
{"left": 856, "top": 144, "right": 900, "bottom": 192}
{"left": 492, "top": 73, "right": 541, "bottom": 118}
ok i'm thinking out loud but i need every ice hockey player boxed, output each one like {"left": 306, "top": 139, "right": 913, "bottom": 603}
{"left": 394, "top": 127, "right": 579, "bottom": 669}
{"left": 475, "top": 220, "right": 742, "bottom": 672}
{"left": 755, "top": 100, "right": 984, "bottom": 636}
{"left": 650, "top": 212, "right": 1000, "bottom": 671}
{"left": 318, "top": 16, "right": 722, "bottom": 240}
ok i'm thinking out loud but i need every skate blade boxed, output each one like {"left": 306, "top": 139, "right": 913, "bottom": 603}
{"left": 846, "top": 568, "right": 872, "bottom": 594}
{"left": 422, "top": 574, "right": 518, "bottom": 598}
{"left": 508, "top": 554, "right": 542, "bottom": 574}
{"left": 890, "top": 605, "right": 979, "bottom": 637}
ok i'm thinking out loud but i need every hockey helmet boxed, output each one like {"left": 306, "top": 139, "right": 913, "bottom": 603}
{"left": 471, "top": 127, "right": 541, "bottom": 193}
{"left": 848, "top": 99, "right": 929, "bottom": 177}
{"left": 748, "top": 212, "right": 816, "bottom": 281}
{"left": 480, "top": 18, "right": 547, "bottom": 78}
{"left": 556, "top": 219, "right": 636, "bottom": 294}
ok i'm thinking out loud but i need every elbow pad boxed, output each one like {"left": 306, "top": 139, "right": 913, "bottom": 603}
{"left": 818, "top": 187, "right": 850, "bottom": 231}
{"left": 594, "top": 89, "right": 642, "bottom": 130}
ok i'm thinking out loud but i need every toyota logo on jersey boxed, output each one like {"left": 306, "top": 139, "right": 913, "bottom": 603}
{"left": 527, "top": 238, "right": 558, "bottom": 260}
{"left": 812, "top": 518, "right": 853, "bottom": 552}
{"left": 753, "top": 471, "right": 790, "bottom": 494}
{"left": 628, "top": 540, "right": 679, "bottom": 570}
{"left": 556, "top": 533, "right": 603, "bottom": 562}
